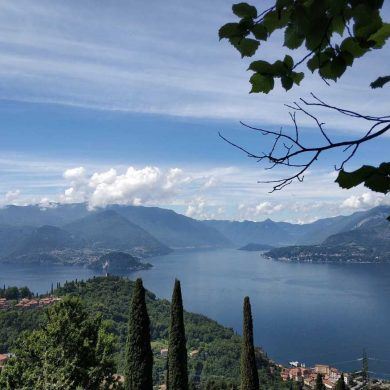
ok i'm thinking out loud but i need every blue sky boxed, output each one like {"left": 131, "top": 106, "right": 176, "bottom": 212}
{"left": 0, "top": 0, "right": 389, "bottom": 222}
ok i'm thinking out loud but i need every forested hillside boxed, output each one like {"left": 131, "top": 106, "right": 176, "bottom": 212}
{"left": 0, "top": 276, "right": 285, "bottom": 387}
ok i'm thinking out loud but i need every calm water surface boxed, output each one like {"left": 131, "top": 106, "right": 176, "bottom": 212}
{"left": 1, "top": 249, "right": 389, "bottom": 377}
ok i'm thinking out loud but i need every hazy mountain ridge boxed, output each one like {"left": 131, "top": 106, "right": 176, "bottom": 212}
{"left": 0, "top": 203, "right": 388, "bottom": 265}
{"left": 109, "top": 204, "right": 231, "bottom": 249}
{"left": 0, "top": 204, "right": 230, "bottom": 252}
{"left": 205, "top": 205, "right": 390, "bottom": 247}
{"left": 266, "top": 208, "right": 390, "bottom": 263}
{"left": 0, "top": 210, "right": 171, "bottom": 265}
{"left": 203, "top": 219, "right": 297, "bottom": 247}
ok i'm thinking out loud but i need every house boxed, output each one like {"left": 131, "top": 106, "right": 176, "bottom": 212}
{"left": 189, "top": 350, "right": 199, "bottom": 358}
{"left": 0, "top": 354, "right": 9, "bottom": 371}
{"left": 315, "top": 364, "right": 330, "bottom": 376}
{"left": 0, "top": 298, "right": 9, "bottom": 310}
{"left": 160, "top": 348, "right": 168, "bottom": 357}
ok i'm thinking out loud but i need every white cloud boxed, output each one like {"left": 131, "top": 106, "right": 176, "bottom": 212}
{"left": 63, "top": 166, "right": 86, "bottom": 181}
{"left": 0, "top": 0, "right": 388, "bottom": 130}
{"left": 185, "top": 197, "right": 207, "bottom": 219}
{"left": 341, "top": 192, "right": 390, "bottom": 210}
{"left": 255, "top": 201, "right": 283, "bottom": 215}
{"left": 5, "top": 189, "right": 21, "bottom": 203}
{"left": 62, "top": 165, "right": 191, "bottom": 209}
{"left": 236, "top": 201, "right": 284, "bottom": 220}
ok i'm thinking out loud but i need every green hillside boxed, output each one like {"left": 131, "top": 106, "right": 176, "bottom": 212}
{"left": 0, "top": 276, "right": 285, "bottom": 387}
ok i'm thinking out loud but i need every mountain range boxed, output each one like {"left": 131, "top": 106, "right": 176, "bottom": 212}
{"left": 0, "top": 203, "right": 388, "bottom": 265}
{"left": 266, "top": 206, "right": 390, "bottom": 263}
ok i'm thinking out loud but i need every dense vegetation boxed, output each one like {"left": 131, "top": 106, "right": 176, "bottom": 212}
{"left": 0, "top": 276, "right": 288, "bottom": 388}
{"left": 0, "top": 297, "right": 118, "bottom": 389}
{"left": 91, "top": 251, "right": 152, "bottom": 273}
{"left": 0, "top": 286, "right": 33, "bottom": 300}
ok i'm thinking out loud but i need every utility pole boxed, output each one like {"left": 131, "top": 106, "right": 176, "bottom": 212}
{"left": 362, "top": 348, "right": 369, "bottom": 385}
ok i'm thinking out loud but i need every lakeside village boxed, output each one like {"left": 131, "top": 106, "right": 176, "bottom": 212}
{"left": 2, "top": 296, "right": 390, "bottom": 389}
{"left": 280, "top": 362, "right": 350, "bottom": 389}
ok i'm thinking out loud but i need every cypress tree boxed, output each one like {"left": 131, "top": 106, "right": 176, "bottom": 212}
{"left": 167, "top": 279, "right": 188, "bottom": 390}
{"left": 240, "top": 296, "right": 259, "bottom": 390}
{"left": 335, "top": 373, "right": 346, "bottom": 390}
{"left": 315, "top": 373, "right": 325, "bottom": 390}
{"left": 125, "top": 278, "right": 153, "bottom": 390}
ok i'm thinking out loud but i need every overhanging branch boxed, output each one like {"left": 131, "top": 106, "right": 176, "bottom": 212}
{"left": 219, "top": 95, "right": 390, "bottom": 192}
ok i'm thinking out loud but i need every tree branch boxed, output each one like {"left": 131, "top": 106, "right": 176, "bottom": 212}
{"left": 219, "top": 95, "right": 390, "bottom": 192}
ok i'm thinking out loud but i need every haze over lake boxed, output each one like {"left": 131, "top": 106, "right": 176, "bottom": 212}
{"left": 2, "top": 248, "right": 390, "bottom": 377}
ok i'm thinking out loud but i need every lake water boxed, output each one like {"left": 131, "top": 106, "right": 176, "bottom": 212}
{"left": 1, "top": 249, "right": 390, "bottom": 378}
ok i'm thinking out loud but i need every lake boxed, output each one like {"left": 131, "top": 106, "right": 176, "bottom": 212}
{"left": 1, "top": 248, "right": 390, "bottom": 378}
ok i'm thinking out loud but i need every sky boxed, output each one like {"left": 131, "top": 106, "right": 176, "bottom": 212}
{"left": 0, "top": 0, "right": 389, "bottom": 223}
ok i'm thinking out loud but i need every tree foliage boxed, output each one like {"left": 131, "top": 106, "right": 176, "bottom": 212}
{"left": 219, "top": 1, "right": 389, "bottom": 204}
{"left": 315, "top": 373, "right": 325, "bottom": 390}
{"left": 335, "top": 373, "right": 347, "bottom": 390}
{"left": 240, "top": 297, "right": 259, "bottom": 390}
{"left": 219, "top": 0, "right": 389, "bottom": 93}
{"left": 167, "top": 279, "right": 189, "bottom": 390}
{"left": 125, "top": 278, "right": 153, "bottom": 390}
{"left": 0, "top": 297, "right": 118, "bottom": 390}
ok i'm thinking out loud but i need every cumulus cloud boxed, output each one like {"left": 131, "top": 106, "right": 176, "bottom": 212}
{"left": 185, "top": 197, "right": 207, "bottom": 219}
{"left": 62, "top": 165, "right": 191, "bottom": 208}
{"left": 255, "top": 201, "right": 283, "bottom": 215}
{"left": 5, "top": 189, "right": 21, "bottom": 203}
{"left": 341, "top": 192, "right": 390, "bottom": 210}
{"left": 63, "top": 166, "right": 86, "bottom": 181}
{"left": 237, "top": 201, "right": 284, "bottom": 220}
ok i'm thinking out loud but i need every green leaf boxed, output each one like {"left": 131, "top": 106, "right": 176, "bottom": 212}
{"left": 232, "top": 2, "right": 257, "bottom": 19}
{"left": 276, "top": 0, "right": 293, "bottom": 11}
{"left": 218, "top": 23, "right": 241, "bottom": 40}
{"left": 307, "top": 55, "right": 320, "bottom": 72}
{"left": 272, "top": 60, "right": 287, "bottom": 76}
{"left": 284, "top": 23, "right": 305, "bottom": 49}
{"left": 249, "top": 73, "right": 275, "bottom": 93}
{"left": 248, "top": 60, "right": 273, "bottom": 73}
{"left": 352, "top": 5, "right": 382, "bottom": 39}
{"left": 330, "top": 55, "right": 347, "bottom": 79}
{"left": 335, "top": 163, "right": 390, "bottom": 194}
{"left": 229, "top": 37, "right": 260, "bottom": 57}
{"left": 251, "top": 24, "right": 268, "bottom": 40}
{"left": 283, "top": 55, "right": 294, "bottom": 69}
{"left": 331, "top": 14, "right": 345, "bottom": 36}
{"left": 369, "top": 23, "right": 390, "bottom": 48}
{"left": 340, "top": 37, "right": 367, "bottom": 58}
{"left": 370, "top": 75, "right": 390, "bottom": 89}
{"left": 263, "top": 9, "right": 289, "bottom": 33}
{"left": 281, "top": 75, "right": 294, "bottom": 91}
{"left": 305, "top": 17, "right": 329, "bottom": 51}
{"left": 319, "top": 61, "right": 336, "bottom": 80}
{"left": 340, "top": 51, "right": 354, "bottom": 66}
{"left": 291, "top": 71, "right": 304, "bottom": 85}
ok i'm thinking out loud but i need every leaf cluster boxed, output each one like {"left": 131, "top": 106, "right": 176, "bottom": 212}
{"left": 219, "top": 0, "right": 389, "bottom": 93}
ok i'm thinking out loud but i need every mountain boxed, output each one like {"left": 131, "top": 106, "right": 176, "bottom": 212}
{"left": 89, "top": 251, "right": 152, "bottom": 273}
{"left": 266, "top": 211, "right": 390, "bottom": 263}
{"left": 109, "top": 204, "right": 231, "bottom": 249}
{"left": 64, "top": 210, "right": 171, "bottom": 257}
{"left": 205, "top": 206, "right": 390, "bottom": 247}
{"left": 0, "top": 203, "right": 89, "bottom": 227}
{"left": 0, "top": 203, "right": 231, "bottom": 250}
{"left": 1, "top": 225, "right": 85, "bottom": 265}
{"left": 11, "top": 225, "right": 83, "bottom": 254}
{"left": 0, "top": 225, "right": 35, "bottom": 257}
{"left": 238, "top": 243, "right": 275, "bottom": 251}
{"left": 203, "top": 219, "right": 298, "bottom": 247}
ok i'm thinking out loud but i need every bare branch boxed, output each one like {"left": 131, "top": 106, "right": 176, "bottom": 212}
{"left": 219, "top": 95, "right": 390, "bottom": 192}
